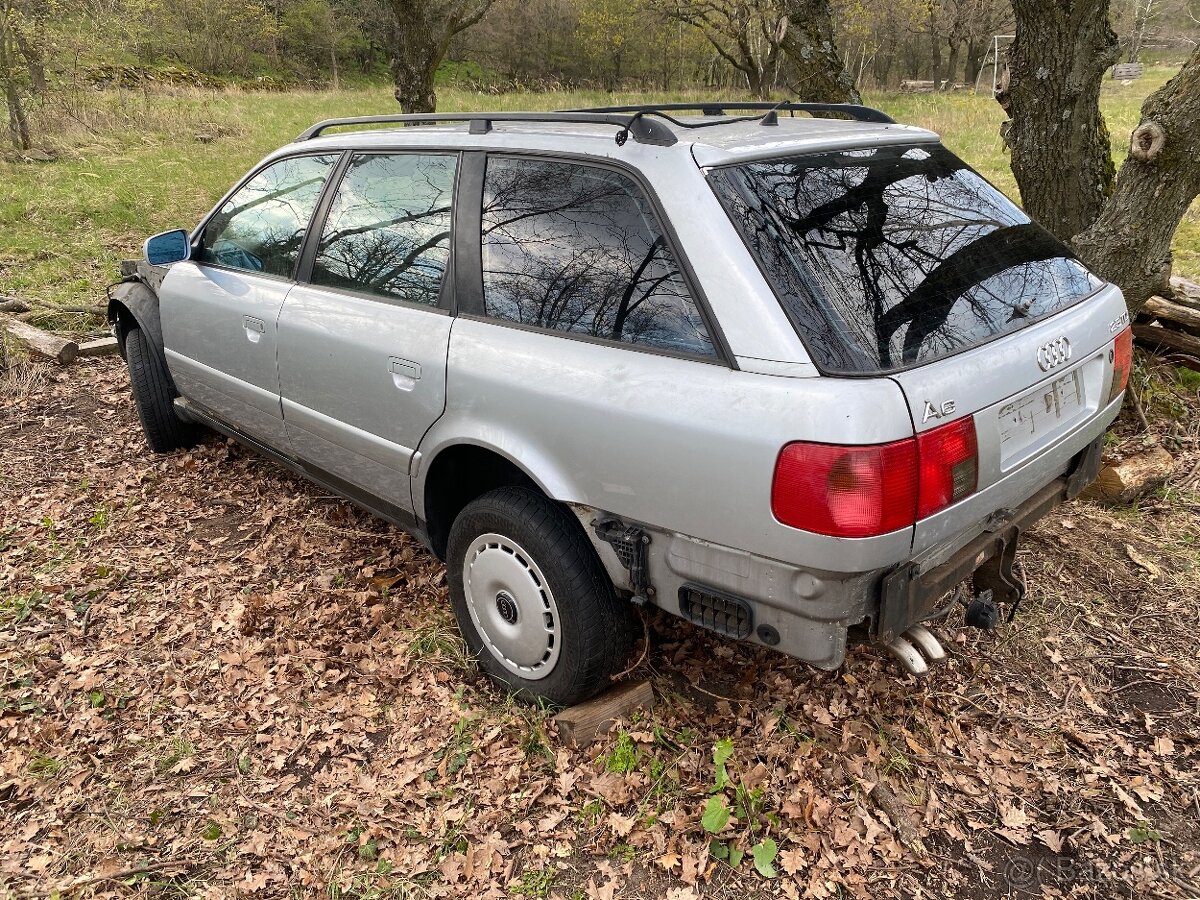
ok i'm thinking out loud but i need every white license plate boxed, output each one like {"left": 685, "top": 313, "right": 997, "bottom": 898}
{"left": 998, "top": 371, "right": 1084, "bottom": 454}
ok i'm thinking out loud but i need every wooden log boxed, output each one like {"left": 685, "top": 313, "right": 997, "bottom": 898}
{"left": 0, "top": 298, "right": 30, "bottom": 314}
{"left": 1170, "top": 276, "right": 1200, "bottom": 310}
{"left": 1144, "top": 295, "right": 1200, "bottom": 337}
{"left": 77, "top": 336, "right": 119, "bottom": 358}
{"left": 552, "top": 679, "right": 654, "bottom": 748}
{"left": 1080, "top": 444, "right": 1175, "bottom": 504}
{"left": 1, "top": 315, "right": 79, "bottom": 365}
{"left": 1132, "top": 323, "right": 1200, "bottom": 370}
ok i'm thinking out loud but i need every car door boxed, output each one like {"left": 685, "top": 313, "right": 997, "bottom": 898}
{"left": 276, "top": 151, "right": 459, "bottom": 516}
{"left": 160, "top": 152, "right": 342, "bottom": 445}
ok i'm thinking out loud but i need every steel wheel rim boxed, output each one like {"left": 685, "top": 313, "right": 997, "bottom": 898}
{"left": 462, "top": 532, "right": 561, "bottom": 680}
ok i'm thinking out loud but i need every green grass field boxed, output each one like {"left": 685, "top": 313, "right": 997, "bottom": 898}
{"left": 1, "top": 66, "right": 1196, "bottom": 324}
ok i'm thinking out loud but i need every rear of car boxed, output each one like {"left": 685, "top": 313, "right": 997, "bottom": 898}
{"left": 700, "top": 138, "right": 1131, "bottom": 661}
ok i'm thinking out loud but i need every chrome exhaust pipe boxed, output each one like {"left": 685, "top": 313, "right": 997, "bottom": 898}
{"left": 885, "top": 625, "right": 947, "bottom": 676}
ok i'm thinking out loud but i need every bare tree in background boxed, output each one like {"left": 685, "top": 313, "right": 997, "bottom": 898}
{"left": 385, "top": 0, "right": 501, "bottom": 112}
{"left": 1000, "top": 1, "right": 1200, "bottom": 313}
{"left": 779, "top": 0, "right": 861, "bottom": 101}
{"left": 664, "top": 1, "right": 789, "bottom": 99}
{"left": 663, "top": 0, "right": 858, "bottom": 101}
{"left": 0, "top": 0, "right": 31, "bottom": 149}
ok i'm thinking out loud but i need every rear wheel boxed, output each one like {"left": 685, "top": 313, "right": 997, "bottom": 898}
{"left": 447, "top": 487, "right": 635, "bottom": 707}
{"left": 124, "top": 325, "right": 199, "bottom": 453}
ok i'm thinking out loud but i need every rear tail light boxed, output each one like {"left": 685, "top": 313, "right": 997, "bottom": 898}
{"left": 772, "top": 417, "right": 978, "bottom": 538}
{"left": 916, "top": 417, "right": 978, "bottom": 519}
{"left": 1109, "top": 326, "right": 1133, "bottom": 404}
{"left": 771, "top": 440, "right": 918, "bottom": 537}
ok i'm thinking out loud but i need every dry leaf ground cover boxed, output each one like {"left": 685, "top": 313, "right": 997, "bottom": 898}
{"left": 2, "top": 359, "right": 1199, "bottom": 900}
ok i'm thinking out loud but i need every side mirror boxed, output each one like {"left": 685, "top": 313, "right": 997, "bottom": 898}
{"left": 144, "top": 229, "right": 191, "bottom": 266}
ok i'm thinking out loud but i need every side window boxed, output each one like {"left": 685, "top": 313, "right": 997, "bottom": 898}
{"left": 311, "top": 153, "right": 457, "bottom": 305}
{"left": 198, "top": 154, "right": 339, "bottom": 277}
{"left": 480, "top": 157, "right": 716, "bottom": 358}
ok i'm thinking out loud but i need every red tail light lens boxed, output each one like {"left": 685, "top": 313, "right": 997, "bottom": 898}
{"left": 1109, "top": 326, "right": 1133, "bottom": 403}
{"left": 771, "top": 439, "right": 918, "bottom": 537}
{"left": 772, "top": 418, "right": 979, "bottom": 537}
{"left": 916, "top": 417, "right": 979, "bottom": 519}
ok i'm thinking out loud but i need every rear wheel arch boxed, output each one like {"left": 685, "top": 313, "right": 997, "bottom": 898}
{"left": 421, "top": 443, "right": 547, "bottom": 560}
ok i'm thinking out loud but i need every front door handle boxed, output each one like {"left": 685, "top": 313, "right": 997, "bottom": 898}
{"left": 243, "top": 316, "right": 266, "bottom": 343}
{"left": 389, "top": 356, "right": 421, "bottom": 391}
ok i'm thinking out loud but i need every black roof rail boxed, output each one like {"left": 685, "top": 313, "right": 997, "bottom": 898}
{"left": 571, "top": 102, "right": 896, "bottom": 125}
{"left": 295, "top": 111, "right": 679, "bottom": 146}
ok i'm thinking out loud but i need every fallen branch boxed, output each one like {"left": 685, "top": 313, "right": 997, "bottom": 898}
{"left": 56, "top": 860, "right": 189, "bottom": 895}
{"left": 1, "top": 294, "right": 104, "bottom": 316}
{"left": 1, "top": 315, "right": 79, "bottom": 365}
{"left": 1132, "top": 324, "right": 1200, "bottom": 372}
{"left": 1145, "top": 295, "right": 1200, "bottom": 337}
{"left": 862, "top": 764, "right": 925, "bottom": 853}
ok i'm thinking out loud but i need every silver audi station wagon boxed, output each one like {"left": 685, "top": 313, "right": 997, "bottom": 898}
{"left": 109, "top": 103, "right": 1132, "bottom": 705}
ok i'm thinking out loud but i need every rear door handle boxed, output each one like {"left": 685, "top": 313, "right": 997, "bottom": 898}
{"left": 243, "top": 316, "right": 266, "bottom": 343}
{"left": 389, "top": 356, "right": 421, "bottom": 390}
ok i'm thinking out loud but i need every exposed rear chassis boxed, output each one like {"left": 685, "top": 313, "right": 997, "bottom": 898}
{"left": 877, "top": 434, "right": 1104, "bottom": 642}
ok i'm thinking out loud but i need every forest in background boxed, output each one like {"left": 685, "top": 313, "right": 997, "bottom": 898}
{"left": 1, "top": 0, "right": 1198, "bottom": 107}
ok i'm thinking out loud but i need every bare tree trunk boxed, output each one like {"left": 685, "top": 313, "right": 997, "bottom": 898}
{"left": 997, "top": 0, "right": 1121, "bottom": 243}
{"left": 964, "top": 38, "right": 984, "bottom": 88}
{"left": 1073, "top": 48, "right": 1200, "bottom": 313}
{"left": 778, "top": 0, "right": 861, "bottom": 103}
{"left": 3, "top": 77, "right": 30, "bottom": 149}
{"left": 386, "top": 1, "right": 498, "bottom": 114}
{"left": 943, "top": 39, "right": 961, "bottom": 89}
{"left": 928, "top": 6, "right": 943, "bottom": 89}
{"left": 0, "top": 4, "right": 31, "bottom": 150}
{"left": 327, "top": 6, "right": 340, "bottom": 91}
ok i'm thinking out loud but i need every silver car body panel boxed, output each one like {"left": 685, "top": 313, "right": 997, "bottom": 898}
{"left": 156, "top": 113, "right": 1127, "bottom": 672}
{"left": 276, "top": 285, "right": 453, "bottom": 515}
{"left": 420, "top": 315, "right": 918, "bottom": 572}
{"left": 160, "top": 262, "right": 291, "bottom": 447}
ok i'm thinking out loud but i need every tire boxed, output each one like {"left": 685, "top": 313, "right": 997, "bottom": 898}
{"left": 446, "top": 486, "right": 635, "bottom": 707}
{"left": 124, "top": 325, "right": 199, "bottom": 453}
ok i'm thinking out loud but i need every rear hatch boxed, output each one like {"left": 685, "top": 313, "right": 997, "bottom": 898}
{"left": 709, "top": 141, "right": 1128, "bottom": 554}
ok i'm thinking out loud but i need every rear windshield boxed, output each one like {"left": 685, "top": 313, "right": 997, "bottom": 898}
{"left": 708, "top": 144, "right": 1100, "bottom": 375}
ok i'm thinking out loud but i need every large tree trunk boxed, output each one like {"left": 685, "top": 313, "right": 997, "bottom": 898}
{"left": 997, "top": 0, "right": 1121, "bottom": 242}
{"left": 964, "top": 39, "right": 984, "bottom": 90}
{"left": 928, "top": 7, "right": 944, "bottom": 89}
{"left": 387, "top": 3, "right": 440, "bottom": 113}
{"left": 1073, "top": 47, "right": 1200, "bottom": 314}
{"left": 779, "top": 0, "right": 861, "bottom": 103}
{"left": 386, "top": 1, "right": 498, "bottom": 114}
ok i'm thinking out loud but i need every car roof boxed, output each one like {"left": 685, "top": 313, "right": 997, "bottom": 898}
{"left": 271, "top": 114, "right": 941, "bottom": 168}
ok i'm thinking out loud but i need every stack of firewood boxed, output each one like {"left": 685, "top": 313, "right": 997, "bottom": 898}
{"left": 1134, "top": 276, "right": 1200, "bottom": 372}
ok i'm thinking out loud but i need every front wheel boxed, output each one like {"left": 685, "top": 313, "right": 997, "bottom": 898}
{"left": 124, "top": 325, "right": 199, "bottom": 453}
{"left": 446, "top": 487, "right": 635, "bottom": 707}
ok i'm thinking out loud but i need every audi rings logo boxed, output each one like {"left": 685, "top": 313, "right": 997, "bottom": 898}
{"left": 1037, "top": 336, "right": 1072, "bottom": 372}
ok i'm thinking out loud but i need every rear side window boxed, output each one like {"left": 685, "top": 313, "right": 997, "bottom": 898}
{"left": 480, "top": 157, "right": 716, "bottom": 358}
{"left": 199, "top": 154, "right": 339, "bottom": 277}
{"left": 311, "top": 153, "right": 456, "bottom": 306}
{"left": 709, "top": 145, "right": 1099, "bottom": 375}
